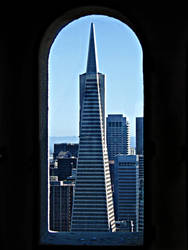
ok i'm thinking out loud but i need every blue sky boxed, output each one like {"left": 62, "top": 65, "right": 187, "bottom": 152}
{"left": 49, "top": 15, "right": 143, "bottom": 137}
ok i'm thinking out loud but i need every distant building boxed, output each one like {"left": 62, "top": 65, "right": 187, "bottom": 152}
{"left": 136, "top": 117, "right": 144, "bottom": 155}
{"left": 114, "top": 154, "right": 139, "bottom": 232}
{"left": 130, "top": 147, "right": 136, "bottom": 155}
{"left": 50, "top": 180, "right": 74, "bottom": 231}
{"left": 116, "top": 220, "right": 134, "bottom": 232}
{"left": 138, "top": 155, "right": 144, "bottom": 232}
{"left": 57, "top": 157, "right": 77, "bottom": 181}
{"left": 50, "top": 155, "right": 77, "bottom": 181}
{"left": 106, "top": 114, "right": 130, "bottom": 161}
{"left": 53, "top": 143, "right": 79, "bottom": 159}
{"left": 136, "top": 117, "right": 144, "bottom": 232}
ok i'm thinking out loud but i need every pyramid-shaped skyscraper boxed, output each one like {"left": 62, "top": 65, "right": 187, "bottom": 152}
{"left": 71, "top": 23, "right": 116, "bottom": 232}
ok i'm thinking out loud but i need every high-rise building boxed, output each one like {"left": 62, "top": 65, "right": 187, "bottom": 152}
{"left": 71, "top": 23, "right": 116, "bottom": 232}
{"left": 136, "top": 117, "right": 144, "bottom": 232}
{"left": 114, "top": 154, "right": 139, "bottom": 232}
{"left": 50, "top": 180, "right": 74, "bottom": 231}
{"left": 106, "top": 114, "right": 130, "bottom": 161}
{"left": 138, "top": 155, "right": 144, "bottom": 232}
{"left": 136, "top": 117, "right": 144, "bottom": 155}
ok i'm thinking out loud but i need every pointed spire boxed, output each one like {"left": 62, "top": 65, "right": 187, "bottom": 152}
{"left": 86, "top": 23, "right": 99, "bottom": 73}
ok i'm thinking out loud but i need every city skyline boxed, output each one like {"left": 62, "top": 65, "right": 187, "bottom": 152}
{"left": 49, "top": 15, "right": 143, "bottom": 137}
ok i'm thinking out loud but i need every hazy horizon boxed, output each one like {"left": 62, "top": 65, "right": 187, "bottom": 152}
{"left": 49, "top": 135, "right": 136, "bottom": 153}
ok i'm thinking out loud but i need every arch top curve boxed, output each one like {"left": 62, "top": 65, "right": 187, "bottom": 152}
{"left": 39, "top": 5, "right": 143, "bottom": 57}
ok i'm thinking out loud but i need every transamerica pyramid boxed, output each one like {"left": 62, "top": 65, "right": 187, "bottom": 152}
{"left": 71, "top": 23, "right": 116, "bottom": 232}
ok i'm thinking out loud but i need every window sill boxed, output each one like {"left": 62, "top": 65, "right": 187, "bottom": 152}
{"left": 40, "top": 231, "right": 143, "bottom": 246}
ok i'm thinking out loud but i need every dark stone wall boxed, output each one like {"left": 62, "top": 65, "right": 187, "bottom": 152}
{"left": 0, "top": 2, "right": 187, "bottom": 249}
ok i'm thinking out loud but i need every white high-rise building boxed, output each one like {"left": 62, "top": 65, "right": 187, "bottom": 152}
{"left": 71, "top": 23, "right": 116, "bottom": 232}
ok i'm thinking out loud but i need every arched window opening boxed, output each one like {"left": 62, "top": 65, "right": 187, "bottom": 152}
{"left": 39, "top": 8, "right": 144, "bottom": 246}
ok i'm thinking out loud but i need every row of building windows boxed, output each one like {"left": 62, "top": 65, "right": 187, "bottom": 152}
{"left": 83, "top": 101, "right": 98, "bottom": 104}
{"left": 85, "top": 85, "right": 98, "bottom": 89}
{"left": 78, "top": 153, "right": 104, "bottom": 157}
{"left": 73, "top": 211, "right": 107, "bottom": 216}
{"left": 80, "top": 128, "right": 101, "bottom": 131}
{"left": 84, "top": 99, "right": 99, "bottom": 103}
{"left": 120, "top": 204, "right": 138, "bottom": 208}
{"left": 79, "top": 137, "right": 103, "bottom": 142}
{"left": 82, "top": 114, "right": 100, "bottom": 117}
{"left": 79, "top": 150, "right": 103, "bottom": 153}
{"left": 72, "top": 215, "right": 107, "bottom": 220}
{"left": 73, "top": 205, "right": 107, "bottom": 209}
{"left": 107, "top": 133, "right": 126, "bottom": 136}
{"left": 71, "top": 226, "right": 109, "bottom": 231}
{"left": 84, "top": 94, "right": 98, "bottom": 97}
{"left": 85, "top": 91, "right": 98, "bottom": 94}
{"left": 73, "top": 200, "right": 107, "bottom": 205}
{"left": 84, "top": 99, "right": 99, "bottom": 102}
{"left": 119, "top": 200, "right": 137, "bottom": 204}
{"left": 83, "top": 106, "right": 99, "bottom": 110}
{"left": 118, "top": 184, "right": 138, "bottom": 189}
{"left": 119, "top": 162, "right": 137, "bottom": 166}
{"left": 85, "top": 85, "right": 97, "bottom": 89}
{"left": 79, "top": 144, "right": 103, "bottom": 147}
{"left": 83, "top": 108, "right": 99, "bottom": 112}
{"left": 76, "top": 176, "right": 104, "bottom": 181}
{"left": 80, "top": 137, "right": 101, "bottom": 140}
{"left": 77, "top": 169, "right": 104, "bottom": 173}
{"left": 83, "top": 109, "right": 99, "bottom": 112}
{"left": 117, "top": 188, "right": 138, "bottom": 193}
{"left": 81, "top": 124, "right": 101, "bottom": 127}
{"left": 85, "top": 94, "right": 98, "bottom": 98}
{"left": 78, "top": 163, "right": 106, "bottom": 167}
{"left": 118, "top": 171, "right": 137, "bottom": 174}
{"left": 117, "top": 170, "right": 137, "bottom": 174}
{"left": 119, "top": 196, "right": 137, "bottom": 199}
{"left": 74, "top": 197, "right": 106, "bottom": 201}
{"left": 82, "top": 118, "right": 100, "bottom": 121}
{"left": 71, "top": 229, "right": 109, "bottom": 232}
{"left": 76, "top": 182, "right": 105, "bottom": 185}
{"left": 77, "top": 173, "right": 105, "bottom": 177}
{"left": 80, "top": 141, "right": 102, "bottom": 144}
{"left": 75, "top": 192, "right": 106, "bottom": 197}
{"left": 84, "top": 102, "right": 99, "bottom": 105}
{"left": 73, "top": 207, "right": 107, "bottom": 212}
{"left": 78, "top": 152, "right": 104, "bottom": 155}
{"left": 108, "top": 122, "right": 122, "bottom": 127}
{"left": 77, "top": 167, "right": 105, "bottom": 171}
{"left": 86, "top": 79, "right": 97, "bottom": 82}
{"left": 118, "top": 177, "right": 137, "bottom": 181}
{"left": 80, "top": 132, "right": 101, "bottom": 136}
{"left": 119, "top": 201, "right": 138, "bottom": 207}
{"left": 117, "top": 198, "right": 137, "bottom": 201}
{"left": 78, "top": 160, "right": 104, "bottom": 163}
{"left": 72, "top": 221, "right": 108, "bottom": 225}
